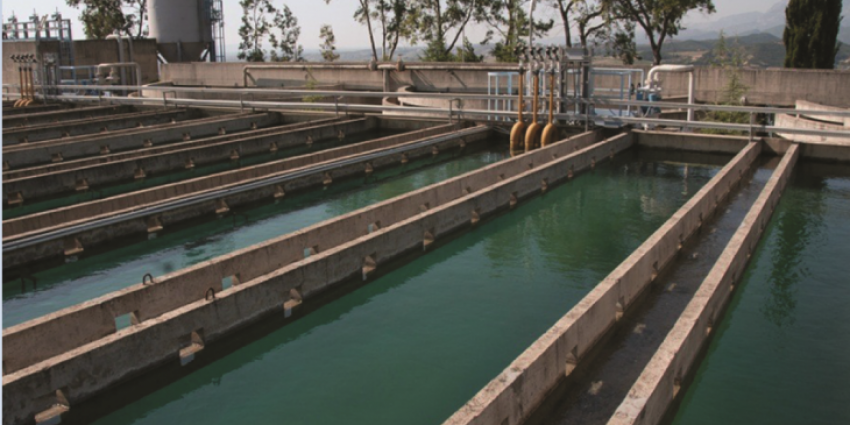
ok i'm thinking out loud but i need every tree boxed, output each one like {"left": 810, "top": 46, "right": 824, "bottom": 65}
{"left": 237, "top": 0, "right": 275, "bottom": 61}
{"left": 414, "top": 0, "right": 484, "bottom": 62}
{"left": 783, "top": 0, "right": 843, "bottom": 69}
{"left": 552, "top": 0, "right": 607, "bottom": 48}
{"left": 270, "top": 4, "right": 303, "bottom": 62}
{"left": 124, "top": 0, "right": 147, "bottom": 38}
{"left": 704, "top": 32, "right": 750, "bottom": 134}
{"left": 372, "top": 0, "right": 416, "bottom": 60}
{"left": 66, "top": 0, "right": 128, "bottom": 39}
{"left": 483, "top": 0, "right": 554, "bottom": 62}
{"left": 602, "top": 0, "right": 715, "bottom": 65}
{"left": 456, "top": 37, "right": 484, "bottom": 62}
{"left": 607, "top": 20, "right": 638, "bottom": 64}
{"left": 574, "top": 1, "right": 606, "bottom": 48}
{"left": 319, "top": 25, "right": 340, "bottom": 62}
{"left": 325, "top": 0, "right": 380, "bottom": 61}
{"left": 66, "top": 0, "right": 148, "bottom": 39}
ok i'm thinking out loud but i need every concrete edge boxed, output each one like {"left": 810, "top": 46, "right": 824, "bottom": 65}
{"left": 1, "top": 125, "right": 518, "bottom": 372}
{"left": 440, "top": 141, "right": 763, "bottom": 425}
{"left": 1, "top": 131, "right": 622, "bottom": 425}
{"left": 2, "top": 118, "right": 392, "bottom": 238}
{"left": 605, "top": 143, "right": 799, "bottom": 425}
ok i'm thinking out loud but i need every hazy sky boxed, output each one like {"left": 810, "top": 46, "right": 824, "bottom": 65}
{"left": 1, "top": 0, "right": 780, "bottom": 52}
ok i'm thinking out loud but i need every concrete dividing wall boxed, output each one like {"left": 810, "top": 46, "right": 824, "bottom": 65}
{"left": 2, "top": 105, "right": 132, "bottom": 128}
{"left": 3, "top": 122, "right": 457, "bottom": 240}
{"left": 3, "top": 117, "right": 368, "bottom": 201}
{"left": 2, "top": 112, "right": 280, "bottom": 169}
{"left": 442, "top": 141, "right": 762, "bottom": 425}
{"left": 3, "top": 130, "right": 615, "bottom": 425}
{"left": 2, "top": 108, "right": 199, "bottom": 144}
{"left": 3, "top": 115, "right": 338, "bottom": 181}
{"left": 2, "top": 129, "right": 599, "bottom": 376}
{"left": 2, "top": 122, "right": 460, "bottom": 269}
{"left": 607, "top": 144, "right": 799, "bottom": 425}
{"left": 161, "top": 62, "right": 850, "bottom": 107}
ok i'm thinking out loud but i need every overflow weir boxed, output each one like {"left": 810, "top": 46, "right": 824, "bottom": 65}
{"left": 3, "top": 56, "right": 850, "bottom": 425}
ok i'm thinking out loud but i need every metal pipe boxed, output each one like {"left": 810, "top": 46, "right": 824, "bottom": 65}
{"left": 646, "top": 64, "right": 695, "bottom": 122}
{"left": 96, "top": 63, "right": 142, "bottom": 88}
{"left": 17, "top": 81, "right": 850, "bottom": 121}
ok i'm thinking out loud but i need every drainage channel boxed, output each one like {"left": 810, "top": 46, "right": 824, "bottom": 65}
{"left": 3, "top": 142, "right": 507, "bottom": 327}
{"left": 61, "top": 148, "right": 722, "bottom": 425}
{"left": 523, "top": 156, "right": 775, "bottom": 425}
{"left": 667, "top": 161, "right": 850, "bottom": 425}
{"left": 3, "top": 128, "right": 406, "bottom": 219}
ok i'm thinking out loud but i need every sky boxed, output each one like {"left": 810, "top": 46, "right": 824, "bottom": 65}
{"left": 0, "top": 0, "right": 780, "bottom": 53}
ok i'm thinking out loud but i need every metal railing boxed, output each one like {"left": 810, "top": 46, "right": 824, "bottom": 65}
{"left": 4, "top": 83, "right": 850, "bottom": 140}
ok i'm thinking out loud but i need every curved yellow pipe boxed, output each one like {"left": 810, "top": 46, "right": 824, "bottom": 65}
{"left": 510, "top": 72, "right": 526, "bottom": 152}
{"left": 541, "top": 72, "right": 557, "bottom": 147}
{"left": 525, "top": 73, "right": 542, "bottom": 151}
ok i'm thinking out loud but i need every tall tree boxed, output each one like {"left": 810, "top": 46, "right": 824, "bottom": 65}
{"left": 602, "top": 0, "right": 715, "bottom": 65}
{"left": 415, "top": 0, "right": 483, "bottom": 61}
{"left": 66, "top": 0, "right": 127, "bottom": 39}
{"left": 319, "top": 24, "right": 340, "bottom": 62}
{"left": 124, "top": 0, "right": 147, "bottom": 38}
{"left": 270, "top": 4, "right": 303, "bottom": 62}
{"left": 372, "top": 0, "right": 415, "bottom": 60}
{"left": 783, "top": 0, "right": 843, "bottom": 69}
{"left": 325, "top": 0, "right": 380, "bottom": 61}
{"left": 574, "top": 1, "right": 606, "bottom": 47}
{"left": 483, "top": 0, "right": 554, "bottom": 62}
{"left": 607, "top": 19, "right": 638, "bottom": 64}
{"left": 237, "top": 0, "right": 276, "bottom": 62}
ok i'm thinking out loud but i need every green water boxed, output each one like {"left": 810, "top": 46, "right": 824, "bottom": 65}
{"left": 80, "top": 149, "right": 720, "bottom": 425}
{"left": 2, "top": 145, "right": 506, "bottom": 327}
{"left": 3, "top": 129, "right": 405, "bottom": 218}
{"left": 671, "top": 164, "right": 850, "bottom": 425}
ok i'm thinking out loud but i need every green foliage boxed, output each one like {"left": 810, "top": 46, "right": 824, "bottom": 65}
{"left": 302, "top": 76, "right": 323, "bottom": 103}
{"left": 319, "top": 25, "right": 340, "bottom": 62}
{"left": 238, "top": 1, "right": 302, "bottom": 63}
{"left": 702, "top": 32, "right": 751, "bottom": 135}
{"left": 783, "top": 0, "right": 843, "bottom": 69}
{"left": 66, "top": 0, "right": 127, "bottom": 39}
{"left": 608, "top": 20, "right": 639, "bottom": 64}
{"left": 601, "top": 0, "right": 716, "bottom": 65}
{"left": 238, "top": 0, "right": 275, "bottom": 62}
{"left": 270, "top": 5, "right": 303, "bottom": 62}
{"left": 456, "top": 38, "right": 484, "bottom": 62}
{"left": 483, "top": 0, "right": 554, "bottom": 62}
{"left": 420, "top": 36, "right": 455, "bottom": 61}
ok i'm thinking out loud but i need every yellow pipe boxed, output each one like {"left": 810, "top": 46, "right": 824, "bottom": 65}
{"left": 525, "top": 73, "right": 542, "bottom": 151}
{"left": 14, "top": 66, "right": 25, "bottom": 107}
{"left": 510, "top": 72, "right": 526, "bottom": 152}
{"left": 541, "top": 71, "right": 557, "bottom": 147}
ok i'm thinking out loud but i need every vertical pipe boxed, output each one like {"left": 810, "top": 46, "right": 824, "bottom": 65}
{"left": 688, "top": 71, "right": 695, "bottom": 122}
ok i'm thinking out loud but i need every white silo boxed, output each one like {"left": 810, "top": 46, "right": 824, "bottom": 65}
{"left": 148, "top": 0, "right": 220, "bottom": 62}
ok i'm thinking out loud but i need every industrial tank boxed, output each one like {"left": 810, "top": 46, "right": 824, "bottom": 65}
{"left": 147, "top": 0, "right": 213, "bottom": 44}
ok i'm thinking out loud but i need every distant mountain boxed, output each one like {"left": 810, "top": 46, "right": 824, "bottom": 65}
{"left": 636, "top": 32, "right": 850, "bottom": 68}
{"left": 678, "top": 0, "right": 850, "bottom": 41}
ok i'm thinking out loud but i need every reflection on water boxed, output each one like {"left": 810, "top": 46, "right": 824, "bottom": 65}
{"left": 2, "top": 146, "right": 504, "bottom": 327}
{"left": 672, "top": 163, "right": 850, "bottom": 425}
{"left": 77, "top": 149, "right": 720, "bottom": 425}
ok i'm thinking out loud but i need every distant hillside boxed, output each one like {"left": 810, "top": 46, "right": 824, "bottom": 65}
{"left": 677, "top": 0, "right": 850, "bottom": 42}
{"left": 637, "top": 32, "right": 850, "bottom": 68}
